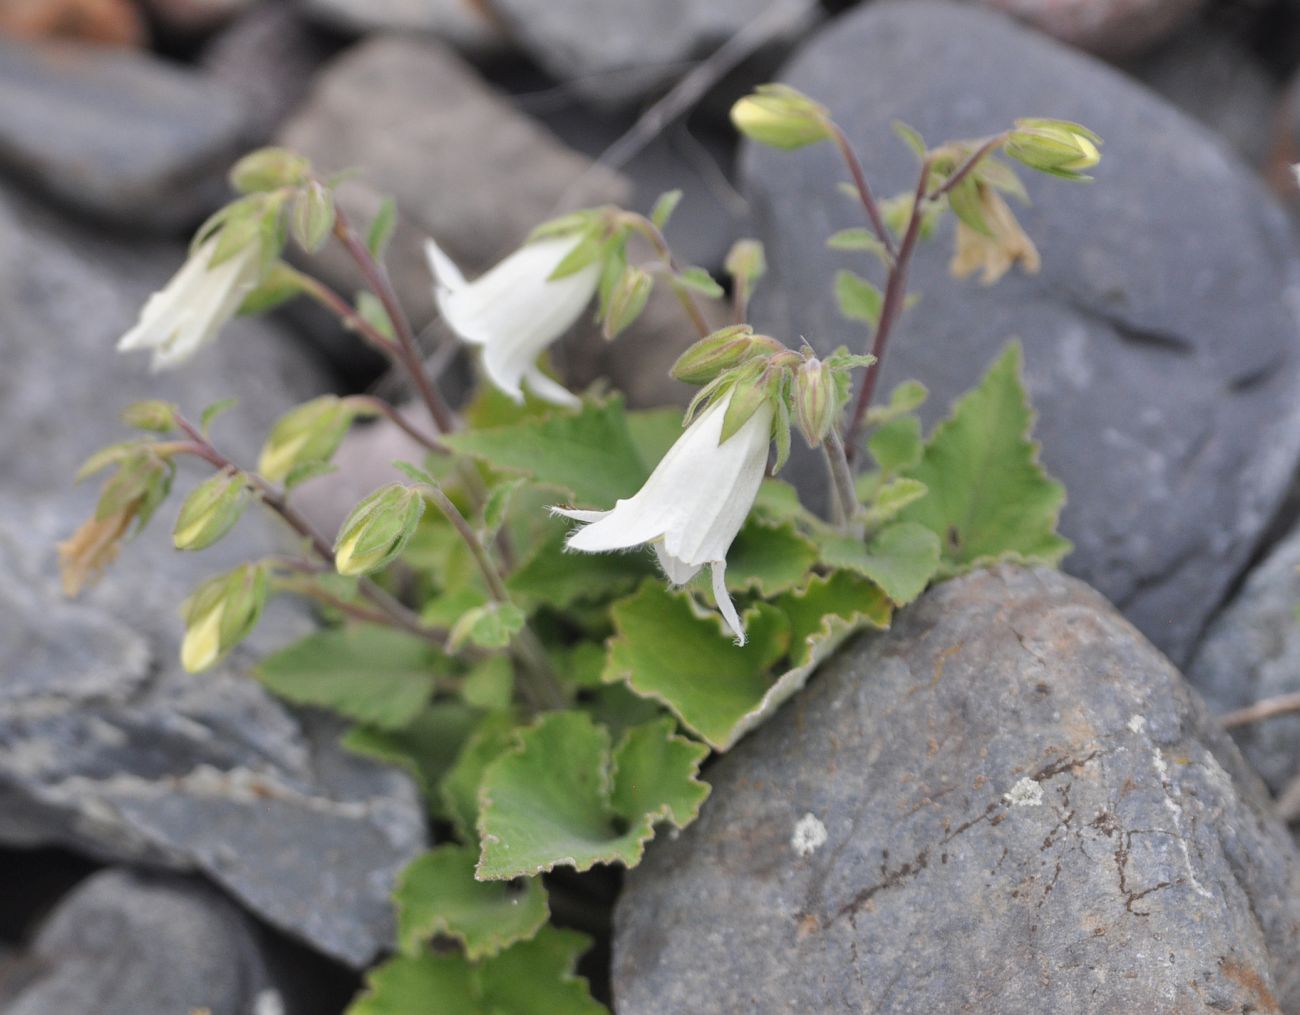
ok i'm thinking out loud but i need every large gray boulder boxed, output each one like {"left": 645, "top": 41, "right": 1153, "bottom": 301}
{"left": 614, "top": 567, "right": 1300, "bottom": 1013}
{"left": 743, "top": 0, "right": 1300, "bottom": 667}
{"left": 0, "top": 188, "right": 425, "bottom": 968}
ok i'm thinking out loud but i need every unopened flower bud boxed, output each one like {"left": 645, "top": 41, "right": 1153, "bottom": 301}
{"left": 671, "top": 326, "right": 782, "bottom": 385}
{"left": 794, "top": 358, "right": 837, "bottom": 448}
{"left": 730, "top": 85, "right": 833, "bottom": 151}
{"left": 258, "top": 395, "right": 355, "bottom": 483}
{"left": 1004, "top": 119, "right": 1102, "bottom": 177}
{"left": 725, "top": 239, "right": 767, "bottom": 289}
{"left": 180, "top": 563, "right": 268, "bottom": 673}
{"left": 603, "top": 265, "right": 654, "bottom": 339}
{"left": 120, "top": 400, "right": 177, "bottom": 433}
{"left": 333, "top": 484, "right": 425, "bottom": 577}
{"left": 173, "top": 472, "right": 248, "bottom": 551}
{"left": 229, "top": 147, "right": 311, "bottom": 194}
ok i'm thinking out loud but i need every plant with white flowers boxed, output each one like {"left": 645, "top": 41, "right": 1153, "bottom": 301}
{"left": 60, "top": 88, "right": 1100, "bottom": 1012}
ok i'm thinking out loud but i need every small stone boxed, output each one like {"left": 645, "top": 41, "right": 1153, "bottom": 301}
{"left": 302, "top": 0, "right": 504, "bottom": 52}
{"left": 489, "top": 0, "right": 817, "bottom": 105}
{"left": 614, "top": 567, "right": 1300, "bottom": 1013}
{"left": 977, "top": 0, "right": 1203, "bottom": 57}
{"left": 1190, "top": 523, "right": 1300, "bottom": 795}
{"left": 2, "top": 869, "right": 278, "bottom": 1015}
{"left": 0, "top": 0, "right": 147, "bottom": 47}
{"left": 0, "top": 37, "right": 246, "bottom": 231}
{"left": 743, "top": 0, "right": 1300, "bottom": 667}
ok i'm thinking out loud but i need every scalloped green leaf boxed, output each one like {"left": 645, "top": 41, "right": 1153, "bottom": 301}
{"left": 862, "top": 476, "right": 928, "bottom": 528}
{"left": 898, "top": 342, "right": 1071, "bottom": 571}
{"left": 602, "top": 582, "right": 790, "bottom": 750}
{"left": 443, "top": 398, "right": 649, "bottom": 507}
{"left": 506, "top": 521, "right": 654, "bottom": 611}
{"left": 821, "top": 521, "right": 941, "bottom": 607}
{"left": 441, "top": 713, "right": 520, "bottom": 839}
{"left": 255, "top": 626, "right": 440, "bottom": 729}
{"left": 395, "top": 845, "right": 548, "bottom": 960}
{"left": 724, "top": 517, "right": 819, "bottom": 595}
{"left": 475, "top": 712, "right": 709, "bottom": 880}
{"left": 347, "top": 927, "right": 604, "bottom": 1015}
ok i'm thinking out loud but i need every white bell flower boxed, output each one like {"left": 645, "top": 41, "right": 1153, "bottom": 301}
{"left": 425, "top": 233, "right": 601, "bottom": 408}
{"left": 554, "top": 390, "right": 773, "bottom": 644}
{"left": 117, "top": 237, "right": 262, "bottom": 371}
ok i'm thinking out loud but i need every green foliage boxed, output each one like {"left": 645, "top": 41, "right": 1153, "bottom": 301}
{"left": 820, "top": 521, "right": 941, "bottom": 607}
{"left": 348, "top": 928, "right": 605, "bottom": 1015}
{"left": 835, "top": 270, "right": 883, "bottom": 326}
{"left": 476, "top": 712, "right": 709, "bottom": 879}
{"left": 896, "top": 342, "right": 1070, "bottom": 571}
{"left": 255, "top": 626, "right": 440, "bottom": 729}
{"left": 395, "top": 845, "right": 548, "bottom": 960}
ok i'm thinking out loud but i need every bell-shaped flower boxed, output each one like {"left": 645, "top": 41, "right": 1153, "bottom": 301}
{"left": 117, "top": 237, "right": 262, "bottom": 371}
{"left": 949, "top": 183, "right": 1040, "bottom": 285}
{"left": 553, "top": 389, "right": 773, "bottom": 644}
{"left": 425, "top": 234, "right": 601, "bottom": 408}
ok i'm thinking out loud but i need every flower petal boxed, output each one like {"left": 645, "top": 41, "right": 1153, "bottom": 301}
{"left": 711, "top": 561, "right": 745, "bottom": 645}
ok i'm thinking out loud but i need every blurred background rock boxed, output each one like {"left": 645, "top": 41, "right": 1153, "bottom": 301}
{"left": 7, "top": 0, "right": 1300, "bottom": 1011}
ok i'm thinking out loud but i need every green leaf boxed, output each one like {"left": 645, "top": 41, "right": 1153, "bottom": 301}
{"left": 449, "top": 602, "right": 525, "bottom": 652}
{"left": 862, "top": 476, "right": 928, "bottom": 528}
{"left": 461, "top": 654, "right": 515, "bottom": 711}
{"left": 625, "top": 407, "right": 684, "bottom": 466}
{"left": 675, "top": 266, "right": 724, "bottom": 299}
{"left": 897, "top": 342, "right": 1071, "bottom": 570}
{"left": 348, "top": 928, "right": 604, "bottom": 1015}
{"left": 834, "top": 270, "right": 883, "bottom": 326}
{"left": 238, "top": 261, "right": 306, "bottom": 315}
{"left": 395, "top": 846, "right": 548, "bottom": 960}
{"left": 256, "top": 627, "right": 439, "bottom": 729}
{"left": 867, "top": 415, "right": 923, "bottom": 474}
{"left": 367, "top": 197, "right": 397, "bottom": 259}
{"left": 443, "top": 398, "right": 650, "bottom": 507}
{"left": 866, "top": 379, "right": 928, "bottom": 425}
{"left": 826, "top": 228, "right": 890, "bottom": 266}
{"left": 441, "top": 713, "right": 519, "bottom": 839}
{"left": 476, "top": 712, "right": 709, "bottom": 880}
{"left": 821, "top": 521, "right": 941, "bottom": 606}
{"left": 481, "top": 478, "right": 524, "bottom": 541}
{"left": 356, "top": 291, "right": 396, "bottom": 341}
{"left": 724, "top": 517, "right": 819, "bottom": 595}
{"left": 507, "top": 522, "right": 653, "bottom": 611}
{"left": 892, "top": 120, "right": 928, "bottom": 159}
{"left": 200, "top": 398, "right": 238, "bottom": 436}
{"left": 344, "top": 702, "right": 479, "bottom": 800}
{"left": 650, "top": 189, "right": 683, "bottom": 230}
{"left": 602, "top": 582, "right": 789, "bottom": 750}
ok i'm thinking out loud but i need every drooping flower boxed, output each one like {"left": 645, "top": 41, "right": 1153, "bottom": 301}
{"left": 949, "top": 182, "right": 1040, "bottom": 285}
{"left": 554, "top": 389, "right": 773, "bottom": 644}
{"left": 425, "top": 234, "right": 601, "bottom": 408}
{"left": 117, "top": 237, "right": 262, "bottom": 371}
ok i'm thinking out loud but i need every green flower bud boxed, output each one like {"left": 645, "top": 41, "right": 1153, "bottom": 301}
{"left": 291, "top": 180, "right": 336, "bottom": 254}
{"left": 793, "top": 357, "right": 837, "bottom": 448}
{"left": 229, "top": 147, "right": 311, "bottom": 194}
{"left": 1004, "top": 119, "right": 1102, "bottom": 178}
{"left": 333, "top": 484, "right": 425, "bottom": 577}
{"left": 180, "top": 563, "right": 268, "bottom": 673}
{"left": 120, "top": 400, "right": 177, "bottom": 433}
{"left": 602, "top": 264, "right": 654, "bottom": 339}
{"left": 730, "top": 85, "right": 834, "bottom": 150}
{"left": 258, "top": 396, "right": 355, "bottom": 483}
{"left": 173, "top": 472, "right": 248, "bottom": 551}
{"left": 725, "top": 239, "right": 767, "bottom": 290}
{"left": 671, "top": 325, "right": 783, "bottom": 385}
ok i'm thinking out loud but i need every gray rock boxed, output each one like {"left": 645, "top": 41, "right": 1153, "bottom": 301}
{"left": 743, "top": 0, "right": 1300, "bottom": 667}
{"left": 303, "top": 0, "right": 505, "bottom": 52}
{"left": 976, "top": 0, "right": 1203, "bottom": 56}
{"left": 1130, "top": 20, "right": 1279, "bottom": 166}
{"left": 614, "top": 567, "right": 1300, "bottom": 1014}
{"left": 0, "top": 188, "right": 426, "bottom": 968}
{"left": 1191, "top": 523, "right": 1300, "bottom": 795}
{"left": 3, "top": 868, "right": 279, "bottom": 1015}
{"left": 490, "top": 0, "right": 816, "bottom": 105}
{"left": 277, "top": 35, "right": 630, "bottom": 328}
{"left": 0, "top": 38, "right": 247, "bottom": 232}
